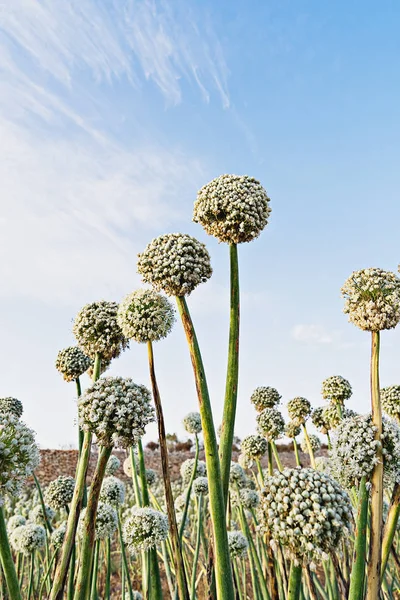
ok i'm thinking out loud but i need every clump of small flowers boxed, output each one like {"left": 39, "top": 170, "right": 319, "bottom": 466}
{"left": 174, "top": 493, "right": 186, "bottom": 513}
{"left": 180, "top": 459, "right": 207, "bottom": 486}
{"left": 239, "top": 488, "right": 260, "bottom": 509}
{"left": 0, "top": 413, "right": 40, "bottom": 504}
{"left": 11, "top": 523, "right": 46, "bottom": 555}
{"left": 45, "top": 476, "right": 75, "bottom": 510}
{"left": 51, "top": 521, "right": 67, "bottom": 549}
{"left": 78, "top": 503, "right": 117, "bottom": 540}
{"left": 55, "top": 346, "right": 92, "bottom": 382}
{"left": 0, "top": 397, "right": 23, "bottom": 418}
{"left": 7, "top": 515, "right": 26, "bottom": 534}
{"left": 256, "top": 408, "right": 285, "bottom": 441}
{"left": 183, "top": 412, "right": 202, "bottom": 435}
{"left": 261, "top": 467, "right": 352, "bottom": 565}
{"left": 287, "top": 397, "right": 312, "bottom": 425}
{"left": 301, "top": 434, "right": 321, "bottom": 454}
{"left": 73, "top": 301, "right": 128, "bottom": 360}
{"left": 117, "top": 289, "right": 175, "bottom": 343}
{"left": 381, "top": 385, "right": 400, "bottom": 422}
{"left": 329, "top": 413, "right": 400, "bottom": 489}
{"left": 250, "top": 387, "right": 281, "bottom": 412}
{"left": 193, "top": 476, "right": 209, "bottom": 496}
{"left": 123, "top": 507, "right": 169, "bottom": 551}
{"left": 105, "top": 454, "right": 121, "bottom": 476}
{"left": 241, "top": 434, "right": 268, "bottom": 459}
{"left": 29, "top": 504, "right": 55, "bottom": 526}
{"left": 145, "top": 469, "right": 157, "bottom": 487}
{"left": 193, "top": 174, "right": 271, "bottom": 244}
{"left": 238, "top": 452, "right": 252, "bottom": 469}
{"left": 285, "top": 421, "right": 301, "bottom": 439}
{"left": 137, "top": 233, "right": 213, "bottom": 297}
{"left": 321, "top": 375, "right": 352, "bottom": 405}
{"left": 230, "top": 462, "right": 247, "bottom": 489}
{"left": 78, "top": 377, "right": 155, "bottom": 448}
{"left": 341, "top": 268, "right": 400, "bottom": 331}
{"left": 100, "top": 476, "right": 126, "bottom": 507}
{"left": 227, "top": 531, "right": 249, "bottom": 558}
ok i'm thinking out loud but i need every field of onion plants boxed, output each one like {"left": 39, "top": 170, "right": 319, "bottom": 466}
{"left": 1, "top": 174, "right": 400, "bottom": 600}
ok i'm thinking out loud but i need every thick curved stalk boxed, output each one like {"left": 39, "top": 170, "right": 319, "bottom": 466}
{"left": 176, "top": 296, "right": 235, "bottom": 600}
{"left": 73, "top": 444, "right": 112, "bottom": 600}
{"left": 147, "top": 340, "right": 189, "bottom": 600}
{"left": 0, "top": 507, "right": 22, "bottom": 600}
{"left": 301, "top": 425, "right": 316, "bottom": 468}
{"left": 50, "top": 354, "right": 101, "bottom": 600}
{"left": 219, "top": 243, "right": 240, "bottom": 505}
{"left": 381, "top": 482, "right": 400, "bottom": 578}
{"left": 367, "top": 331, "right": 383, "bottom": 600}
{"left": 348, "top": 476, "right": 368, "bottom": 600}
{"left": 287, "top": 563, "right": 302, "bottom": 600}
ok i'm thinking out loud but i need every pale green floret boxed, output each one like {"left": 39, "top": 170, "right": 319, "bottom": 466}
{"left": 256, "top": 408, "right": 285, "bottom": 441}
{"left": 123, "top": 507, "right": 169, "bottom": 552}
{"left": 10, "top": 523, "right": 46, "bottom": 555}
{"left": 0, "top": 413, "right": 40, "bottom": 505}
{"left": 321, "top": 375, "right": 352, "bottom": 405}
{"left": 381, "top": 385, "right": 400, "bottom": 422}
{"left": 193, "top": 476, "right": 209, "bottom": 496}
{"left": 51, "top": 521, "right": 67, "bottom": 549}
{"left": 145, "top": 469, "right": 157, "bottom": 487}
{"left": 261, "top": 467, "right": 352, "bottom": 565}
{"left": 73, "top": 300, "right": 128, "bottom": 360}
{"left": 183, "top": 412, "right": 202, "bottom": 434}
{"left": 117, "top": 289, "right": 175, "bottom": 343}
{"left": 29, "top": 504, "right": 55, "bottom": 525}
{"left": 0, "top": 397, "right": 23, "bottom": 418}
{"left": 227, "top": 531, "right": 248, "bottom": 557}
{"left": 285, "top": 420, "right": 301, "bottom": 439}
{"left": 137, "top": 233, "right": 212, "bottom": 297}
{"left": 78, "top": 377, "right": 155, "bottom": 448}
{"left": 180, "top": 459, "right": 207, "bottom": 486}
{"left": 250, "top": 386, "right": 281, "bottom": 411}
{"left": 300, "top": 434, "right": 321, "bottom": 453}
{"left": 105, "top": 454, "right": 121, "bottom": 476}
{"left": 241, "top": 434, "right": 268, "bottom": 459}
{"left": 55, "top": 346, "right": 92, "bottom": 382}
{"left": 341, "top": 268, "right": 400, "bottom": 331}
{"left": 100, "top": 476, "right": 126, "bottom": 507}
{"left": 45, "top": 475, "right": 75, "bottom": 510}
{"left": 78, "top": 503, "right": 117, "bottom": 540}
{"left": 229, "top": 462, "right": 247, "bottom": 489}
{"left": 287, "top": 397, "right": 312, "bottom": 425}
{"left": 239, "top": 488, "right": 260, "bottom": 509}
{"left": 193, "top": 174, "right": 271, "bottom": 244}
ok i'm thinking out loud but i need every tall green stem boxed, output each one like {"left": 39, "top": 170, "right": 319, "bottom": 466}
{"left": 176, "top": 296, "right": 235, "bottom": 600}
{"left": 190, "top": 495, "right": 204, "bottom": 599}
{"left": 293, "top": 438, "right": 301, "bottom": 467}
{"left": 301, "top": 425, "right": 316, "bottom": 469}
{"left": 382, "top": 483, "right": 400, "bottom": 580}
{"left": 0, "top": 507, "right": 22, "bottom": 600}
{"left": 180, "top": 435, "right": 199, "bottom": 541}
{"left": 89, "top": 541, "right": 100, "bottom": 600}
{"left": 367, "top": 330, "right": 383, "bottom": 600}
{"left": 73, "top": 445, "right": 112, "bottom": 600}
{"left": 288, "top": 563, "right": 302, "bottom": 600}
{"left": 348, "top": 476, "right": 368, "bottom": 600}
{"left": 219, "top": 243, "right": 240, "bottom": 505}
{"left": 147, "top": 340, "right": 189, "bottom": 600}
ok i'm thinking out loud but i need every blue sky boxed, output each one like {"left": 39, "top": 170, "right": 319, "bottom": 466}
{"left": 0, "top": 0, "right": 399, "bottom": 448}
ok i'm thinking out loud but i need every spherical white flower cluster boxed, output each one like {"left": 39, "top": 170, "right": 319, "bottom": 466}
{"left": 321, "top": 376, "right": 352, "bottom": 405}
{"left": 0, "top": 397, "right": 23, "bottom": 418}
{"left": 7, "top": 515, "right": 26, "bottom": 534}
{"left": 51, "top": 521, "right": 67, "bottom": 549}
{"left": 193, "top": 174, "right": 271, "bottom": 244}
{"left": 180, "top": 459, "right": 207, "bottom": 486}
{"left": 341, "top": 268, "right": 400, "bottom": 331}
{"left": 137, "top": 233, "right": 213, "bottom": 297}
{"left": 285, "top": 421, "right": 301, "bottom": 439}
{"left": 381, "top": 385, "right": 400, "bottom": 422}
{"left": 55, "top": 346, "right": 92, "bottom": 382}
{"left": 261, "top": 467, "right": 352, "bottom": 565}
{"left": 230, "top": 462, "right": 247, "bottom": 489}
{"left": 146, "top": 469, "right": 157, "bottom": 487}
{"left": 239, "top": 488, "right": 260, "bottom": 510}
{"left": 0, "top": 413, "right": 40, "bottom": 504}
{"left": 73, "top": 301, "right": 128, "bottom": 361}
{"left": 78, "top": 503, "right": 117, "bottom": 540}
{"left": 287, "top": 398, "right": 312, "bottom": 425}
{"left": 10, "top": 523, "right": 46, "bottom": 555}
{"left": 301, "top": 435, "right": 321, "bottom": 454}
{"left": 227, "top": 531, "right": 248, "bottom": 557}
{"left": 117, "top": 289, "right": 175, "bottom": 343}
{"left": 329, "top": 414, "right": 400, "bottom": 489}
{"left": 45, "top": 476, "right": 75, "bottom": 510}
{"left": 78, "top": 377, "right": 155, "bottom": 448}
{"left": 100, "top": 476, "right": 126, "bottom": 507}
{"left": 241, "top": 434, "right": 268, "bottom": 459}
{"left": 29, "top": 504, "right": 55, "bottom": 526}
{"left": 250, "top": 387, "right": 281, "bottom": 412}
{"left": 183, "top": 412, "right": 202, "bottom": 435}
{"left": 123, "top": 507, "right": 169, "bottom": 551}
{"left": 105, "top": 454, "right": 121, "bottom": 476}
{"left": 193, "top": 477, "right": 209, "bottom": 496}
{"left": 312, "top": 407, "right": 330, "bottom": 434}
{"left": 256, "top": 408, "right": 285, "bottom": 441}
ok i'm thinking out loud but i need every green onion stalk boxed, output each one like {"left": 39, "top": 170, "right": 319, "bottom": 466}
{"left": 348, "top": 476, "right": 368, "bottom": 600}
{"left": 147, "top": 340, "right": 189, "bottom": 600}
{"left": 179, "top": 435, "right": 199, "bottom": 541}
{"left": 292, "top": 438, "right": 301, "bottom": 468}
{"left": 89, "top": 540, "right": 100, "bottom": 600}
{"left": 190, "top": 493, "right": 204, "bottom": 599}
{"left": 0, "top": 507, "right": 22, "bottom": 600}
{"left": 301, "top": 425, "right": 316, "bottom": 469}
{"left": 219, "top": 244, "right": 240, "bottom": 505}
{"left": 176, "top": 296, "right": 234, "bottom": 600}
{"left": 287, "top": 563, "right": 302, "bottom": 600}
{"left": 366, "top": 331, "right": 383, "bottom": 600}
{"left": 381, "top": 482, "right": 400, "bottom": 578}
{"left": 50, "top": 353, "right": 101, "bottom": 600}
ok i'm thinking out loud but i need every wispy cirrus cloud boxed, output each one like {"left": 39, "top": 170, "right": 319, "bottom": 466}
{"left": 291, "top": 324, "right": 336, "bottom": 345}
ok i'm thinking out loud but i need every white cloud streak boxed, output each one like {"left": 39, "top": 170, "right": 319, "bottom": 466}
{"left": 292, "top": 324, "right": 335, "bottom": 345}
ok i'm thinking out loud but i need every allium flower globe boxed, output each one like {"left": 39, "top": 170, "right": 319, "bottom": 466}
{"left": 381, "top": 385, "right": 400, "bottom": 422}
{"left": 7, "top": 515, "right": 26, "bottom": 533}
{"left": 229, "top": 462, "right": 247, "bottom": 489}
{"left": 29, "top": 504, "right": 55, "bottom": 525}
{"left": 193, "top": 476, "right": 209, "bottom": 496}
{"left": 0, "top": 397, "right": 23, "bottom": 418}
{"left": 241, "top": 434, "right": 268, "bottom": 459}
{"left": 183, "top": 412, "right": 202, "bottom": 435}
{"left": 55, "top": 346, "right": 92, "bottom": 382}
{"left": 193, "top": 174, "right": 271, "bottom": 244}
{"left": 180, "top": 459, "right": 207, "bottom": 486}
{"left": 100, "top": 476, "right": 126, "bottom": 507}
{"left": 300, "top": 434, "right": 321, "bottom": 454}
{"left": 227, "top": 531, "right": 248, "bottom": 558}
{"left": 78, "top": 377, "right": 155, "bottom": 448}
{"left": 117, "top": 289, "right": 175, "bottom": 343}
{"left": 250, "top": 387, "right": 281, "bottom": 412}
{"left": 285, "top": 421, "right": 301, "bottom": 439}
{"left": 45, "top": 476, "right": 75, "bottom": 510}
{"left": 261, "top": 467, "right": 352, "bottom": 565}
{"left": 51, "top": 522, "right": 67, "bottom": 549}
{"left": 287, "top": 397, "right": 312, "bottom": 425}
{"left": 105, "top": 454, "right": 121, "bottom": 476}
{"left": 123, "top": 507, "right": 169, "bottom": 551}
{"left": 78, "top": 503, "right": 117, "bottom": 540}
{"left": 137, "top": 233, "right": 212, "bottom": 297}
{"left": 256, "top": 408, "right": 285, "bottom": 441}
{"left": 11, "top": 524, "right": 46, "bottom": 555}
{"left": 145, "top": 469, "right": 157, "bottom": 487}
{"left": 73, "top": 301, "right": 128, "bottom": 360}
{"left": 239, "top": 488, "right": 260, "bottom": 509}
{"left": 321, "top": 375, "right": 352, "bottom": 405}
{"left": 0, "top": 413, "right": 40, "bottom": 504}
{"left": 341, "top": 268, "right": 400, "bottom": 331}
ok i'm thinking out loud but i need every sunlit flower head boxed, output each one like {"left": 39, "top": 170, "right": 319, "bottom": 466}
{"left": 55, "top": 346, "right": 92, "bottom": 382}
{"left": 73, "top": 301, "right": 128, "bottom": 360}
{"left": 117, "top": 289, "right": 175, "bottom": 343}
